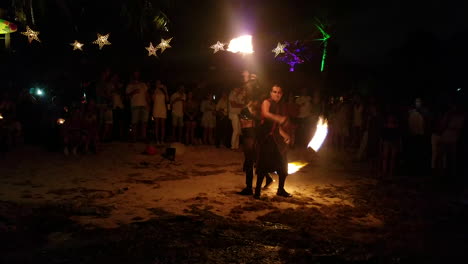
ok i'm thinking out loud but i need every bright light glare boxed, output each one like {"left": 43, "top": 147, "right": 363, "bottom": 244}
{"left": 0, "top": 113, "right": 3, "bottom": 120}
{"left": 57, "top": 118, "right": 65, "bottom": 125}
{"left": 227, "top": 35, "right": 253, "bottom": 54}
{"left": 457, "top": 88, "right": 461, "bottom": 92}
{"left": 36, "top": 89, "right": 44, "bottom": 96}
{"left": 307, "top": 116, "right": 328, "bottom": 152}
{"left": 288, "top": 161, "right": 308, "bottom": 174}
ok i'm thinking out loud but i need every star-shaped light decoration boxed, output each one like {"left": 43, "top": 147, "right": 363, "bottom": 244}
{"left": 21, "top": 26, "right": 40, "bottom": 43}
{"left": 93, "top": 33, "right": 111, "bottom": 50}
{"left": 70, "top": 40, "right": 84, "bottom": 51}
{"left": 145, "top": 42, "right": 158, "bottom": 57}
{"left": 272, "top": 42, "right": 286, "bottom": 57}
{"left": 210, "top": 41, "right": 225, "bottom": 54}
{"left": 156, "top": 37, "right": 172, "bottom": 53}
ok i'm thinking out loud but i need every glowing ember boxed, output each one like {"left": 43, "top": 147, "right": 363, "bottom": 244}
{"left": 227, "top": 35, "right": 253, "bottom": 54}
{"left": 57, "top": 118, "right": 65, "bottom": 125}
{"left": 287, "top": 161, "right": 308, "bottom": 174}
{"left": 307, "top": 116, "right": 328, "bottom": 152}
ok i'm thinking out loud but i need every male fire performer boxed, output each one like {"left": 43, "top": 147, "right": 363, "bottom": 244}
{"left": 254, "top": 84, "right": 292, "bottom": 199}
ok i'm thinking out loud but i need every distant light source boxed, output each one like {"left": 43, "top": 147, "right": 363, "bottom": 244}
{"left": 57, "top": 118, "right": 65, "bottom": 125}
{"left": 0, "top": 113, "right": 3, "bottom": 120}
{"left": 457, "top": 88, "right": 462, "bottom": 92}
{"left": 227, "top": 35, "right": 253, "bottom": 54}
{"left": 36, "top": 88, "right": 44, "bottom": 96}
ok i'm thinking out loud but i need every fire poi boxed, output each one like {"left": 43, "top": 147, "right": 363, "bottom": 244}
{"left": 287, "top": 116, "right": 328, "bottom": 174}
{"left": 308, "top": 116, "right": 328, "bottom": 152}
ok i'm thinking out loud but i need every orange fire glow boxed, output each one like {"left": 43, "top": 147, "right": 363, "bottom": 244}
{"left": 307, "top": 116, "right": 328, "bottom": 152}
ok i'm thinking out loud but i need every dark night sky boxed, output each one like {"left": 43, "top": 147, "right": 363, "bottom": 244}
{"left": 2, "top": 0, "right": 468, "bottom": 93}
{"left": 2, "top": 0, "right": 467, "bottom": 64}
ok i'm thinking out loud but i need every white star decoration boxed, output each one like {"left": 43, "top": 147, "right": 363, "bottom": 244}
{"left": 93, "top": 33, "right": 111, "bottom": 50}
{"left": 21, "top": 26, "right": 40, "bottom": 43}
{"left": 145, "top": 42, "right": 158, "bottom": 56}
{"left": 272, "top": 42, "right": 286, "bottom": 57}
{"left": 156, "top": 37, "right": 172, "bottom": 53}
{"left": 70, "top": 40, "right": 84, "bottom": 51}
{"left": 210, "top": 41, "right": 225, "bottom": 54}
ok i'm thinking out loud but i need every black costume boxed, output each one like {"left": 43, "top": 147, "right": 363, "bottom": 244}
{"left": 255, "top": 98, "right": 290, "bottom": 198}
{"left": 238, "top": 104, "right": 273, "bottom": 195}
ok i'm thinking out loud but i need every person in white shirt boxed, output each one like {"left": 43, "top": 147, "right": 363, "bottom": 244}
{"left": 228, "top": 86, "right": 245, "bottom": 150}
{"left": 170, "top": 85, "right": 186, "bottom": 142}
{"left": 200, "top": 93, "right": 216, "bottom": 144}
{"left": 152, "top": 80, "right": 169, "bottom": 144}
{"left": 125, "top": 71, "right": 149, "bottom": 141}
{"left": 110, "top": 73, "right": 124, "bottom": 140}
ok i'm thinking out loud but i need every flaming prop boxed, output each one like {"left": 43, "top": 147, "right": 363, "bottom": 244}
{"left": 288, "top": 161, "right": 308, "bottom": 174}
{"left": 227, "top": 35, "right": 253, "bottom": 54}
{"left": 308, "top": 116, "right": 328, "bottom": 152}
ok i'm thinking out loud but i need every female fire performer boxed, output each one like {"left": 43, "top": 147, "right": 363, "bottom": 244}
{"left": 238, "top": 72, "right": 273, "bottom": 195}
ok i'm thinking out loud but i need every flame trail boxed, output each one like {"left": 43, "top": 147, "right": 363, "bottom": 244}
{"left": 308, "top": 116, "right": 328, "bottom": 152}
{"left": 287, "top": 161, "right": 308, "bottom": 174}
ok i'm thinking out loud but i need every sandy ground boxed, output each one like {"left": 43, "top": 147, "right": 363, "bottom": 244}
{"left": 1, "top": 142, "right": 467, "bottom": 263}
{"left": 0, "top": 142, "right": 367, "bottom": 228}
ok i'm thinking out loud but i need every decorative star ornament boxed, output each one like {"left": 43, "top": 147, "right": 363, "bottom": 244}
{"left": 93, "top": 33, "right": 111, "bottom": 50}
{"left": 21, "top": 26, "right": 40, "bottom": 43}
{"left": 272, "top": 42, "right": 286, "bottom": 57}
{"left": 210, "top": 41, "right": 225, "bottom": 54}
{"left": 70, "top": 40, "right": 84, "bottom": 51}
{"left": 156, "top": 37, "right": 172, "bottom": 53}
{"left": 145, "top": 42, "right": 158, "bottom": 56}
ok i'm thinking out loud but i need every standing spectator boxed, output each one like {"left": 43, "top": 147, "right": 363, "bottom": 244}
{"left": 110, "top": 73, "right": 124, "bottom": 141}
{"left": 170, "top": 85, "right": 186, "bottom": 142}
{"left": 365, "top": 97, "right": 382, "bottom": 174}
{"left": 228, "top": 86, "right": 245, "bottom": 150}
{"left": 184, "top": 91, "right": 199, "bottom": 145}
{"left": 152, "top": 80, "right": 169, "bottom": 144}
{"left": 430, "top": 105, "right": 445, "bottom": 176}
{"left": 439, "top": 99, "right": 466, "bottom": 178}
{"left": 126, "top": 71, "right": 150, "bottom": 141}
{"left": 352, "top": 95, "right": 365, "bottom": 148}
{"left": 295, "top": 87, "right": 312, "bottom": 148}
{"left": 82, "top": 100, "right": 99, "bottom": 154}
{"left": 285, "top": 92, "right": 299, "bottom": 147}
{"left": 380, "top": 105, "right": 402, "bottom": 178}
{"left": 62, "top": 105, "right": 84, "bottom": 156}
{"left": 200, "top": 93, "right": 216, "bottom": 144}
{"left": 334, "top": 97, "right": 351, "bottom": 150}
{"left": 215, "top": 91, "right": 230, "bottom": 148}
{"left": 407, "top": 97, "right": 429, "bottom": 174}
{"left": 95, "top": 68, "right": 112, "bottom": 140}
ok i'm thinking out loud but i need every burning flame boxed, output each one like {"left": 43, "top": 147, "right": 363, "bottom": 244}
{"left": 307, "top": 116, "right": 328, "bottom": 152}
{"left": 227, "top": 35, "right": 254, "bottom": 54}
{"left": 287, "top": 161, "right": 308, "bottom": 174}
{"left": 57, "top": 118, "right": 65, "bottom": 125}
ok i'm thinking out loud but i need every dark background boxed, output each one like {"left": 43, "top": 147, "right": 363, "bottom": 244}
{"left": 1, "top": 0, "right": 467, "bottom": 102}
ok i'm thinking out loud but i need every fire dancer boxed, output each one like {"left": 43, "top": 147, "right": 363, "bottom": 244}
{"left": 255, "top": 85, "right": 292, "bottom": 199}
{"left": 238, "top": 73, "right": 273, "bottom": 195}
